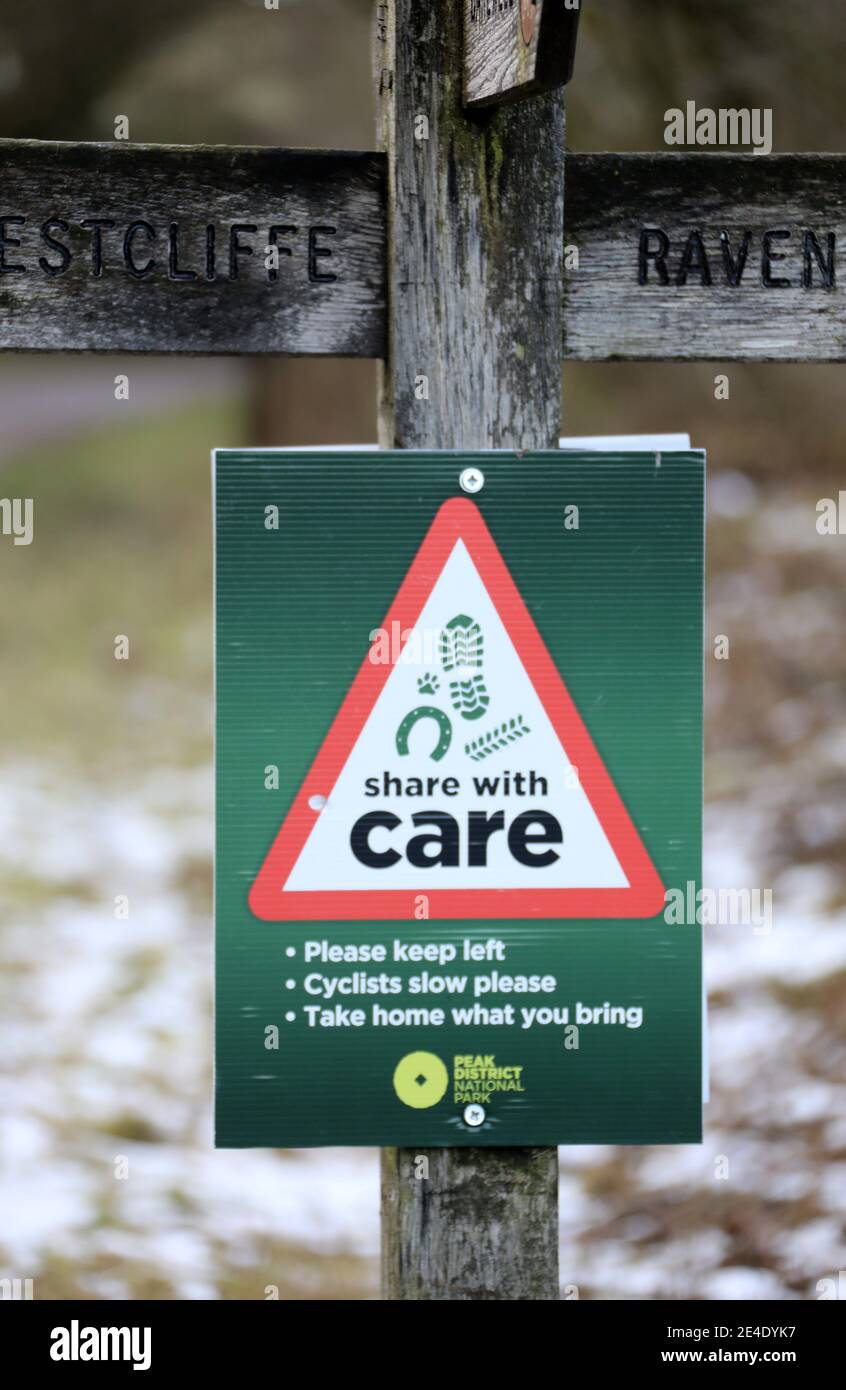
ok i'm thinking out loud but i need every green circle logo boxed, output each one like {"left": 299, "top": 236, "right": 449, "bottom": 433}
{"left": 393, "top": 1051, "right": 449, "bottom": 1109}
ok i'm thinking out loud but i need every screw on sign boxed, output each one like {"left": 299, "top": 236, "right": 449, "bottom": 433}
{"left": 459, "top": 466, "right": 485, "bottom": 494}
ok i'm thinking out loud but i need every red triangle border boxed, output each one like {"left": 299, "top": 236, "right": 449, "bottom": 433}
{"left": 249, "top": 496, "right": 666, "bottom": 922}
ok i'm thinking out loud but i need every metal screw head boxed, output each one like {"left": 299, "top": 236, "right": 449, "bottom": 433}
{"left": 463, "top": 1103, "right": 486, "bottom": 1127}
{"left": 459, "top": 467, "right": 484, "bottom": 495}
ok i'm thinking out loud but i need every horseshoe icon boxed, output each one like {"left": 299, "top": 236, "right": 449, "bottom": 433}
{"left": 395, "top": 706, "right": 453, "bottom": 762}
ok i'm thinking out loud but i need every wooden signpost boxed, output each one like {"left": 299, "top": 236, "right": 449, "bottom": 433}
{"left": 564, "top": 153, "right": 845, "bottom": 362}
{"left": 0, "top": 141, "right": 385, "bottom": 356}
{"left": 1, "top": 144, "right": 842, "bottom": 361}
{"left": 3, "top": 0, "right": 843, "bottom": 1299}
{"left": 463, "top": 0, "right": 581, "bottom": 108}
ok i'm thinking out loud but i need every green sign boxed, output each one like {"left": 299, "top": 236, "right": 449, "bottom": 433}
{"left": 215, "top": 449, "right": 704, "bottom": 1147}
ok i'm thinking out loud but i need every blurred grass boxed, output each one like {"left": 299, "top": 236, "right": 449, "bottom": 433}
{"left": 0, "top": 398, "right": 246, "bottom": 774}
{"left": 29, "top": 1243, "right": 376, "bottom": 1302}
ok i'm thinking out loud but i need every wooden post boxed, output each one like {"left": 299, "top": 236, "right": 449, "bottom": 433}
{"left": 375, "top": 0, "right": 564, "bottom": 1299}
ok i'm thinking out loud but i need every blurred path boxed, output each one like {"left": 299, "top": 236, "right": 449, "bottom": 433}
{"left": 0, "top": 356, "right": 246, "bottom": 459}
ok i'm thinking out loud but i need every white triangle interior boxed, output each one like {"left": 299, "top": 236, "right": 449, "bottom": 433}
{"left": 285, "top": 539, "right": 629, "bottom": 892}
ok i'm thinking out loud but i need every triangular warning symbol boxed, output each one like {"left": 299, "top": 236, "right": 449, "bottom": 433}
{"left": 249, "top": 497, "right": 665, "bottom": 922}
